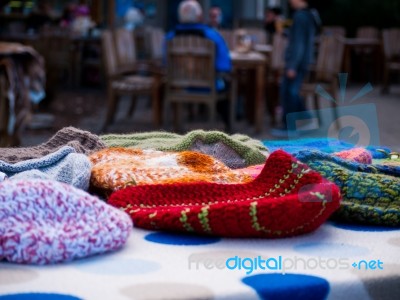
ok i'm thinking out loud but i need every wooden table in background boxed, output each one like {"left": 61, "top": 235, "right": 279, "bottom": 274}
{"left": 343, "top": 38, "right": 382, "bottom": 79}
{"left": 230, "top": 51, "right": 267, "bottom": 133}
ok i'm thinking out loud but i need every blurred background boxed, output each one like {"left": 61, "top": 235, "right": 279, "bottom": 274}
{"left": 0, "top": 0, "right": 399, "bottom": 148}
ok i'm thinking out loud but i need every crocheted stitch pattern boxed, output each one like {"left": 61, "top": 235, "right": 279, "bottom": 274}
{"left": 0, "top": 146, "right": 92, "bottom": 190}
{"left": 0, "top": 127, "right": 106, "bottom": 163}
{"left": 0, "top": 180, "right": 132, "bottom": 264}
{"left": 100, "top": 130, "right": 268, "bottom": 168}
{"left": 295, "top": 150, "right": 400, "bottom": 226}
{"left": 108, "top": 150, "right": 341, "bottom": 238}
{"left": 90, "top": 148, "right": 252, "bottom": 193}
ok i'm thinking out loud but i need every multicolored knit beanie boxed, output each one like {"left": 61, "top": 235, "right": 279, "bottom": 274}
{"left": 0, "top": 180, "right": 132, "bottom": 264}
{"left": 294, "top": 150, "right": 400, "bottom": 226}
{"left": 0, "top": 127, "right": 106, "bottom": 163}
{"left": 100, "top": 130, "right": 268, "bottom": 169}
{"left": 0, "top": 146, "right": 91, "bottom": 190}
{"left": 89, "top": 148, "right": 252, "bottom": 194}
{"left": 108, "top": 150, "right": 341, "bottom": 238}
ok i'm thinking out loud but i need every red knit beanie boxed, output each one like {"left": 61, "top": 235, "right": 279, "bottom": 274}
{"left": 108, "top": 150, "right": 341, "bottom": 238}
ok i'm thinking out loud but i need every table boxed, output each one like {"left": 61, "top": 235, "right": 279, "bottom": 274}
{"left": 1, "top": 222, "right": 398, "bottom": 299}
{"left": 230, "top": 51, "right": 267, "bottom": 133}
{"left": 343, "top": 38, "right": 383, "bottom": 79}
{"left": 0, "top": 42, "right": 45, "bottom": 146}
{"left": 253, "top": 44, "right": 273, "bottom": 55}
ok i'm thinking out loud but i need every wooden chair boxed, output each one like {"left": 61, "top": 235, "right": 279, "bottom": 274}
{"left": 149, "top": 27, "right": 165, "bottom": 64}
{"left": 266, "top": 33, "right": 288, "bottom": 125}
{"left": 301, "top": 35, "right": 345, "bottom": 125}
{"left": 355, "top": 27, "right": 381, "bottom": 82}
{"left": 382, "top": 28, "right": 400, "bottom": 93}
{"left": 356, "top": 27, "right": 379, "bottom": 39}
{"left": 101, "top": 30, "right": 162, "bottom": 131}
{"left": 165, "top": 35, "right": 235, "bottom": 132}
{"left": 113, "top": 28, "right": 138, "bottom": 71}
{"left": 322, "top": 26, "right": 346, "bottom": 37}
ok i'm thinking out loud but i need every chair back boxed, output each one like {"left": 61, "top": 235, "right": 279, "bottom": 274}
{"left": 382, "top": 28, "right": 400, "bottom": 60}
{"left": 322, "top": 26, "right": 346, "bottom": 37}
{"left": 270, "top": 33, "right": 288, "bottom": 71}
{"left": 315, "top": 35, "right": 345, "bottom": 82}
{"left": 149, "top": 27, "right": 165, "bottom": 60}
{"left": 166, "top": 35, "right": 215, "bottom": 92}
{"left": 114, "top": 28, "right": 137, "bottom": 67}
{"left": 356, "top": 27, "right": 379, "bottom": 39}
{"left": 101, "top": 30, "right": 118, "bottom": 77}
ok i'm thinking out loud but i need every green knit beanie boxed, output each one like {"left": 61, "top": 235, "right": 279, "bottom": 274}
{"left": 101, "top": 130, "right": 268, "bottom": 169}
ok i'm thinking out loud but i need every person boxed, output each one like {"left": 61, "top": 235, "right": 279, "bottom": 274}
{"left": 208, "top": 6, "right": 223, "bottom": 29}
{"left": 124, "top": 7, "right": 144, "bottom": 31}
{"left": 272, "top": 0, "right": 321, "bottom": 136}
{"left": 165, "top": 0, "right": 232, "bottom": 129}
{"left": 264, "top": 7, "right": 283, "bottom": 42}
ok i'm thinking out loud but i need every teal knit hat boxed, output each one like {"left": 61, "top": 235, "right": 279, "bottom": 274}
{"left": 100, "top": 130, "right": 268, "bottom": 169}
{"left": 294, "top": 150, "right": 400, "bottom": 227}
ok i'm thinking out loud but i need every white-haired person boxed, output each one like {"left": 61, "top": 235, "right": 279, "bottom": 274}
{"left": 165, "top": 0, "right": 232, "bottom": 129}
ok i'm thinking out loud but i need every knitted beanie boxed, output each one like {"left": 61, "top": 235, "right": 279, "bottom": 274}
{"left": 264, "top": 138, "right": 391, "bottom": 159}
{"left": 334, "top": 148, "right": 372, "bottom": 164}
{"left": 294, "top": 150, "right": 400, "bottom": 226}
{"left": 0, "top": 146, "right": 91, "bottom": 190}
{"left": 100, "top": 130, "right": 268, "bottom": 169}
{"left": 108, "top": 150, "right": 341, "bottom": 238}
{"left": 0, "top": 180, "right": 132, "bottom": 264}
{"left": 0, "top": 127, "right": 106, "bottom": 163}
{"left": 238, "top": 148, "right": 373, "bottom": 180}
{"left": 90, "top": 148, "right": 252, "bottom": 194}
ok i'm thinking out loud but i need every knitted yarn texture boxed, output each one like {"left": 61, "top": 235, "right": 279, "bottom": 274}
{"left": 0, "top": 146, "right": 91, "bottom": 190}
{"left": 100, "top": 130, "right": 268, "bottom": 168}
{"left": 294, "top": 150, "right": 400, "bottom": 226}
{"left": 108, "top": 150, "right": 341, "bottom": 238}
{"left": 0, "top": 126, "right": 106, "bottom": 163}
{"left": 90, "top": 148, "right": 252, "bottom": 194}
{"left": 0, "top": 180, "right": 132, "bottom": 264}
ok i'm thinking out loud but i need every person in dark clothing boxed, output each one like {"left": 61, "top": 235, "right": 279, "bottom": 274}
{"left": 264, "top": 7, "right": 283, "bottom": 43}
{"left": 272, "top": 0, "right": 321, "bottom": 136}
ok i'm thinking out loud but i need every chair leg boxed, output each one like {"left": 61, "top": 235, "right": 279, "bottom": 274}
{"left": 126, "top": 96, "right": 137, "bottom": 118}
{"left": 102, "top": 87, "right": 118, "bottom": 132}
{"left": 330, "top": 84, "right": 340, "bottom": 130}
{"left": 208, "top": 101, "right": 217, "bottom": 130}
{"left": 381, "top": 64, "right": 390, "bottom": 94}
{"left": 152, "top": 87, "right": 162, "bottom": 128}
{"left": 172, "top": 102, "right": 182, "bottom": 132}
{"left": 229, "top": 78, "right": 237, "bottom": 133}
{"left": 313, "top": 93, "right": 322, "bottom": 127}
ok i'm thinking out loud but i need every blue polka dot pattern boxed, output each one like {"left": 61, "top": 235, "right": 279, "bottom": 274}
{"left": 75, "top": 258, "right": 160, "bottom": 275}
{"left": 0, "top": 294, "right": 81, "bottom": 300}
{"left": 330, "top": 221, "right": 400, "bottom": 232}
{"left": 242, "top": 273, "right": 330, "bottom": 300}
{"left": 293, "top": 242, "right": 369, "bottom": 257}
{"left": 144, "top": 232, "right": 221, "bottom": 246}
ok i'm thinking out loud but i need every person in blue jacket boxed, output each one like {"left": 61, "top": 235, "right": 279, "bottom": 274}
{"left": 273, "top": 0, "right": 321, "bottom": 136}
{"left": 165, "top": 0, "right": 232, "bottom": 128}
